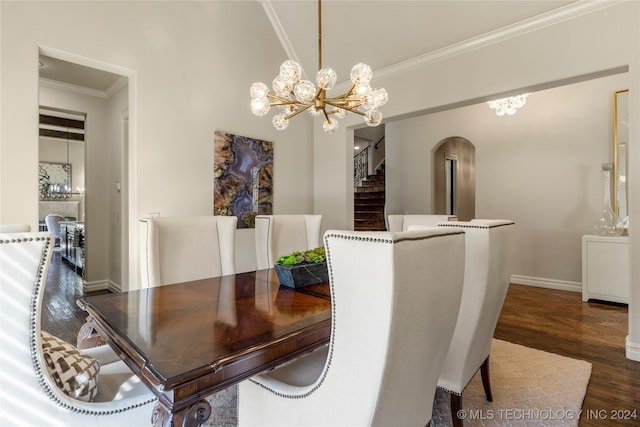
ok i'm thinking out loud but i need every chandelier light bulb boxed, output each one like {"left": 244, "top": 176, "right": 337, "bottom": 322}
{"left": 250, "top": 82, "right": 269, "bottom": 99}
{"left": 365, "top": 88, "right": 388, "bottom": 110}
{"left": 323, "top": 119, "right": 339, "bottom": 134}
{"left": 364, "top": 109, "right": 383, "bottom": 127}
{"left": 316, "top": 68, "right": 337, "bottom": 90}
{"left": 354, "top": 82, "right": 371, "bottom": 98}
{"left": 272, "top": 76, "right": 292, "bottom": 97}
{"left": 294, "top": 80, "right": 316, "bottom": 104}
{"left": 251, "top": 97, "right": 270, "bottom": 116}
{"left": 350, "top": 63, "right": 372, "bottom": 85}
{"left": 272, "top": 113, "right": 290, "bottom": 130}
{"left": 308, "top": 106, "right": 323, "bottom": 116}
{"left": 280, "top": 60, "right": 302, "bottom": 84}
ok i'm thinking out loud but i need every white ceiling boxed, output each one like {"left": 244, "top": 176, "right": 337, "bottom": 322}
{"left": 263, "top": 0, "right": 576, "bottom": 83}
{"left": 39, "top": 55, "right": 122, "bottom": 93}
{"left": 39, "top": 1, "right": 582, "bottom": 93}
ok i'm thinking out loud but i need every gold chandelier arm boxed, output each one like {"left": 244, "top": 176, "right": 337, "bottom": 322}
{"left": 270, "top": 101, "right": 299, "bottom": 108}
{"left": 349, "top": 109, "right": 365, "bottom": 117}
{"left": 324, "top": 100, "right": 365, "bottom": 114}
{"left": 330, "top": 83, "right": 356, "bottom": 100}
{"left": 322, "top": 108, "right": 334, "bottom": 124}
{"left": 324, "top": 96, "right": 362, "bottom": 104}
{"left": 284, "top": 104, "right": 312, "bottom": 120}
{"left": 324, "top": 103, "right": 366, "bottom": 117}
{"left": 267, "top": 93, "right": 298, "bottom": 104}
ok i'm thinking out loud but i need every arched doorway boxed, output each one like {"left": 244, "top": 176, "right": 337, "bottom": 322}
{"left": 433, "top": 137, "right": 475, "bottom": 221}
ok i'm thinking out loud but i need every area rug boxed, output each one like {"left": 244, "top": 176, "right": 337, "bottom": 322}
{"left": 431, "top": 339, "right": 592, "bottom": 426}
{"left": 203, "top": 339, "right": 591, "bottom": 426}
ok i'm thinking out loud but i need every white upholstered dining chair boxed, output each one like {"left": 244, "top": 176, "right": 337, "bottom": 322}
{"left": 45, "top": 214, "right": 65, "bottom": 250}
{"left": 254, "top": 214, "right": 322, "bottom": 270}
{"left": 430, "top": 219, "right": 515, "bottom": 426}
{"left": 0, "top": 232, "right": 156, "bottom": 426}
{"left": 139, "top": 215, "right": 237, "bottom": 288}
{"left": 239, "top": 227, "right": 466, "bottom": 426}
{"left": 387, "top": 214, "right": 457, "bottom": 232}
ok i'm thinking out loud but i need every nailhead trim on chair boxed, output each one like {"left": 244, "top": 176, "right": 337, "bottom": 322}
{"left": 4, "top": 235, "right": 158, "bottom": 415}
{"left": 437, "top": 385, "right": 463, "bottom": 396}
{"left": 438, "top": 221, "right": 515, "bottom": 230}
{"left": 324, "top": 230, "right": 464, "bottom": 244}
{"left": 250, "top": 230, "right": 465, "bottom": 400}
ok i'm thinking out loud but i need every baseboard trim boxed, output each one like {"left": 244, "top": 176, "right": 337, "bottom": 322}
{"left": 626, "top": 336, "right": 640, "bottom": 362}
{"left": 510, "top": 274, "right": 582, "bottom": 293}
{"left": 107, "top": 280, "right": 122, "bottom": 293}
{"left": 83, "top": 279, "right": 121, "bottom": 293}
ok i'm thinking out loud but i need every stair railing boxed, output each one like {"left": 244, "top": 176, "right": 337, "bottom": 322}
{"left": 374, "top": 135, "right": 385, "bottom": 150}
{"left": 354, "top": 145, "right": 370, "bottom": 189}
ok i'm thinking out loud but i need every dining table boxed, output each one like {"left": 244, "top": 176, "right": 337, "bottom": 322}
{"left": 77, "top": 268, "right": 332, "bottom": 426}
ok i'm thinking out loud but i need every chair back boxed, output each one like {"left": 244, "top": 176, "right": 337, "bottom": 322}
{"left": 45, "top": 214, "right": 64, "bottom": 238}
{"left": 387, "top": 214, "right": 456, "bottom": 232}
{"left": 254, "top": 215, "right": 322, "bottom": 270}
{"left": 0, "top": 233, "right": 154, "bottom": 425}
{"left": 435, "top": 219, "right": 515, "bottom": 393}
{"left": 0, "top": 223, "right": 31, "bottom": 232}
{"left": 240, "top": 228, "right": 466, "bottom": 426}
{"left": 140, "top": 215, "right": 237, "bottom": 287}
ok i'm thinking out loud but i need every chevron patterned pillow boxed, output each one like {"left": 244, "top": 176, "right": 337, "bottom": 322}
{"left": 41, "top": 330, "right": 100, "bottom": 402}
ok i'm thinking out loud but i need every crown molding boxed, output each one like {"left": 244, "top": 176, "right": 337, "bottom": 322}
{"left": 259, "top": 0, "right": 308, "bottom": 80}
{"left": 373, "top": 0, "right": 625, "bottom": 83}
{"left": 39, "top": 77, "right": 108, "bottom": 99}
{"left": 262, "top": 0, "right": 625, "bottom": 92}
{"left": 105, "top": 76, "right": 128, "bottom": 98}
{"left": 39, "top": 76, "right": 128, "bottom": 99}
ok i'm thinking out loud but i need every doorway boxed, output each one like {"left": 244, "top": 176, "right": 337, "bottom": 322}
{"left": 38, "top": 52, "right": 130, "bottom": 292}
{"left": 444, "top": 155, "right": 458, "bottom": 216}
{"left": 434, "top": 137, "right": 475, "bottom": 221}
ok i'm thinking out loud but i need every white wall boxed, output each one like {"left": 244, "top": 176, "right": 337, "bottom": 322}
{"left": 1, "top": 1, "right": 314, "bottom": 288}
{"left": 386, "top": 73, "right": 628, "bottom": 286}
{"left": 107, "top": 84, "right": 128, "bottom": 290}
{"left": 311, "top": 1, "right": 640, "bottom": 360}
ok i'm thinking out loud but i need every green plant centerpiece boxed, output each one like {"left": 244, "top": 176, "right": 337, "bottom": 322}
{"left": 274, "top": 247, "right": 329, "bottom": 288}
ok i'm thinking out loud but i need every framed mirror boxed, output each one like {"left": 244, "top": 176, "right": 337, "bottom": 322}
{"left": 614, "top": 89, "right": 629, "bottom": 225}
{"left": 39, "top": 161, "right": 71, "bottom": 200}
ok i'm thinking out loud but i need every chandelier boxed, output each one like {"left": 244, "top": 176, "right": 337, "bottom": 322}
{"left": 486, "top": 94, "right": 530, "bottom": 116}
{"left": 250, "top": 0, "right": 388, "bottom": 134}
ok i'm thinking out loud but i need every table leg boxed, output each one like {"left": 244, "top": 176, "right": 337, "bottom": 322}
{"left": 151, "top": 400, "right": 212, "bottom": 427}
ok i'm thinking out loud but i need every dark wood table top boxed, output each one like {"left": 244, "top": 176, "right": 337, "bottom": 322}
{"left": 78, "top": 269, "right": 331, "bottom": 418}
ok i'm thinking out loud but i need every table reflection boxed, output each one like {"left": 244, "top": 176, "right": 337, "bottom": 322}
{"left": 81, "top": 270, "right": 331, "bottom": 383}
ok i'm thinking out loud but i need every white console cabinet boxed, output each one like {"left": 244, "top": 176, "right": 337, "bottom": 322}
{"left": 582, "top": 234, "right": 629, "bottom": 304}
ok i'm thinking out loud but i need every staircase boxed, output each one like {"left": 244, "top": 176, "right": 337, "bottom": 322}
{"left": 354, "top": 165, "right": 386, "bottom": 231}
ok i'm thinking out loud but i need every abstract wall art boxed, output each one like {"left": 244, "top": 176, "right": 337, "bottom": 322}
{"left": 214, "top": 130, "right": 273, "bottom": 228}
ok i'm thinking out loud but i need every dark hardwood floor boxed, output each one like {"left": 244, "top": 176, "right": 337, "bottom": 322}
{"left": 42, "top": 260, "right": 639, "bottom": 426}
{"left": 42, "top": 251, "right": 108, "bottom": 344}
{"left": 495, "top": 284, "right": 640, "bottom": 427}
